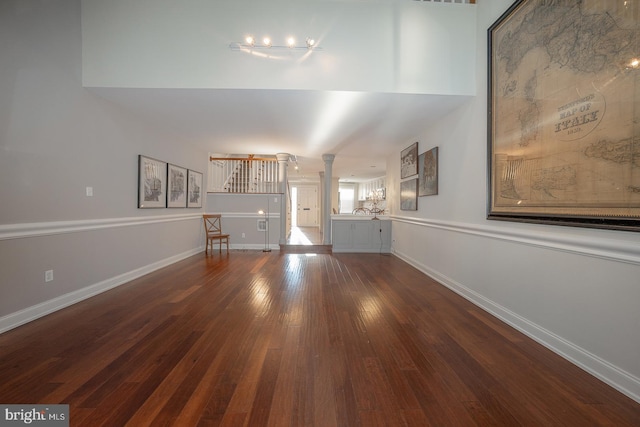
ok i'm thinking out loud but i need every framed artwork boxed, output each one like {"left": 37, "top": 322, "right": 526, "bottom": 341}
{"left": 187, "top": 169, "right": 203, "bottom": 208}
{"left": 418, "top": 147, "right": 438, "bottom": 197}
{"left": 167, "top": 164, "right": 187, "bottom": 208}
{"left": 138, "top": 155, "right": 167, "bottom": 208}
{"left": 400, "top": 178, "right": 418, "bottom": 211}
{"left": 401, "top": 142, "right": 418, "bottom": 179}
{"left": 488, "top": 0, "right": 640, "bottom": 231}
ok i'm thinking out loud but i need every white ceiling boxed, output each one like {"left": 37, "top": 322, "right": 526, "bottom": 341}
{"left": 91, "top": 87, "right": 471, "bottom": 181}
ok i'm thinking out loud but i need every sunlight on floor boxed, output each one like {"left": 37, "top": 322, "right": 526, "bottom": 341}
{"left": 288, "top": 227, "right": 312, "bottom": 245}
{"left": 287, "top": 226, "right": 321, "bottom": 245}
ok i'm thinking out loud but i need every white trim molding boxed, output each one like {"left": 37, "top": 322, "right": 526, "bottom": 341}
{"left": 390, "top": 215, "right": 640, "bottom": 266}
{"left": 205, "top": 212, "right": 281, "bottom": 219}
{"left": 0, "top": 213, "right": 203, "bottom": 241}
{"left": 390, "top": 216, "right": 640, "bottom": 403}
{"left": 0, "top": 247, "right": 203, "bottom": 334}
{"left": 393, "top": 247, "right": 640, "bottom": 403}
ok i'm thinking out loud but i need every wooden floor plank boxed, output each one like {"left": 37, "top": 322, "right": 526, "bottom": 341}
{"left": 0, "top": 251, "right": 638, "bottom": 426}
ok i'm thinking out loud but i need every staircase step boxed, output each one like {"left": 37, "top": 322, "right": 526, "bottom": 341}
{"left": 280, "top": 244, "right": 332, "bottom": 254}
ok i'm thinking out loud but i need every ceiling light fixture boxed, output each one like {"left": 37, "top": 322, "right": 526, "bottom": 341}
{"left": 230, "top": 35, "right": 321, "bottom": 51}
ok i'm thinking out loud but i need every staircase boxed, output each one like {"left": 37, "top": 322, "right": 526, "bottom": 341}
{"left": 208, "top": 156, "right": 278, "bottom": 193}
{"left": 226, "top": 160, "right": 263, "bottom": 193}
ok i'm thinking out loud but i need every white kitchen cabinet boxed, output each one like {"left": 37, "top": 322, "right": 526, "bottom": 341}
{"left": 331, "top": 216, "right": 391, "bottom": 253}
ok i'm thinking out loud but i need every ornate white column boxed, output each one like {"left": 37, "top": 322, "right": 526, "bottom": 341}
{"left": 322, "top": 154, "right": 335, "bottom": 245}
{"left": 318, "top": 171, "right": 325, "bottom": 241}
{"left": 276, "top": 153, "right": 290, "bottom": 246}
{"left": 318, "top": 171, "right": 324, "bottom": 241}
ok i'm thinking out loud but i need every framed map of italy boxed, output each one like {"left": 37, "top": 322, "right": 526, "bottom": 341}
{"left": 488, "top": 0, "right": 640, "bottom": 231}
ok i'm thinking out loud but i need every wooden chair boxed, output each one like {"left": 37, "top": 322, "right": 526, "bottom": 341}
{"left": 203, "top": 214, "right": 230, "bottom": 254}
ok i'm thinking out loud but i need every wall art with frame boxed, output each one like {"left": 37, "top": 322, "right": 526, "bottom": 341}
{"left": 400, "top": 178, "right": 418, "bottom": 211}
{"left": 167, "top": 164, "right": 188, "bottom": 208}
{"left": 400, "top": 142, "right": 418, "bottom": 179}
{"left": 138, "top": 155, "right": 167, "bottom": 208}
{"left": 418, "top": 146, "right": 438, "bottom": 197}
{"left": 488, "top": 0, "right": 640, "bottom": 231}
{"left": 187, "top": 169, "right": 203, "bottom": 208}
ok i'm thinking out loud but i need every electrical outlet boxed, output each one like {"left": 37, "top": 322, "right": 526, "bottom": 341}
{"left": 45, "top": 270, "right": 54, "bottom": 282}
{"left": 86, "top": 186, "right": 93, "bottom": 197}
{"left": 242, "top": 233, "right": 246, "bottom": 238}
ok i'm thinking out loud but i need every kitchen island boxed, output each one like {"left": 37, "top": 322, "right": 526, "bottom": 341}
{"left": 331, "top": 215, "right": 391, "bottom": 253}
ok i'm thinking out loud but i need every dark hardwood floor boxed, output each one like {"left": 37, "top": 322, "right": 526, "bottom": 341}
{"left": 0, "top": 251, "right": 638, "bottom": 426}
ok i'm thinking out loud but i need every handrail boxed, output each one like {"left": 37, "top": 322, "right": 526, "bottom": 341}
{"left": 209, "top": 156, "right": 274, "bottom": 162}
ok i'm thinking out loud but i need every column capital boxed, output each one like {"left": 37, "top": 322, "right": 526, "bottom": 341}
{"left": 322, "top": 153, "right": 335, "bottom": 164}
{"left": 276, "top": 153, "right": 290, "bottom": 163}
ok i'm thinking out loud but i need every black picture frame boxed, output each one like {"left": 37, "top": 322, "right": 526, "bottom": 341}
{"left": 167, "top": 164, "right": 187, "bottom": 208}
{"left": 487, "top": 0, "right": 640, "bottom": 231}
{"left": 187, "top": 169, "right": 203, "bottom": 208}
{"left": 138, "top": 155, "right": 167, "bottom": 208}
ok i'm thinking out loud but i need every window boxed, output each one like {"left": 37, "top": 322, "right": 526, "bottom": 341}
{"left": 338, "top": 184, "right": 356, "bottom": 214}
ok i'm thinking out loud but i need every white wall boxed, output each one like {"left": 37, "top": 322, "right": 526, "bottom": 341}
{"left": 388, "top": 0, "right": 640, "bottom": 402}
{"left": 206, "top": 193, "right": 282, "bottom": 250}
{"left": 0, "top": 0, "right": 208, "bottom": 332}
{"left": 81, "top": 0, "right": 476, "bottom": 96}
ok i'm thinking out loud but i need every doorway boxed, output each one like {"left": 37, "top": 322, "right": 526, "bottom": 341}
{"left": 289, "top": 184, "right": 321, "bottom": 245}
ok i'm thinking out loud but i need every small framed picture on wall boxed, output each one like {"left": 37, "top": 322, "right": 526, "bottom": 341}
{"left": 401, "top": 142, "right": 418, "bottom": 179}
{"left": 418, "top": 146, "right": 438, "bottom": 197}
{"left": 400, "top": 178, "right": 418, "bottom": 211}
{"left": 167, "top": 164, "right": 187, "bottom": 208}
{"left": 187, "top": 169, "right": 203, "bottom": 208}
{"left": 138, "top": 155, "right": 167, "bottom": 208}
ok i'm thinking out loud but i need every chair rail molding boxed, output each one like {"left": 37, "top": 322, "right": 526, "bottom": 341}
{"left": 203, "top": 212, "right": 281, "bottom": 219}
{"left": 390, "top": 215, "right": 640, "bottom": 266}
{"left": 391, "top": 215, "right": 640, "bottom": 402}
{"left": 0, "top": 213, "right": 203, "bottom": 241}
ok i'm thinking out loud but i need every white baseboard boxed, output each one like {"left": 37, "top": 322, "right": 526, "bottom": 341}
{"left": 0, "top": 247, "right": 203, "bottom": 334}
{"left": 393, "top": 248, "right": 640, "bottom": 404}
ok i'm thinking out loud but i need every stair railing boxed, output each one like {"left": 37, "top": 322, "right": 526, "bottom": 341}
{"left": 208, "top": 156, "right": 279, "bottom": 193}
